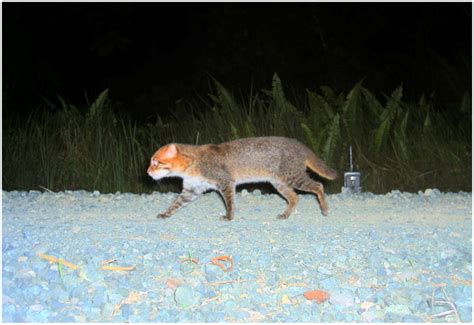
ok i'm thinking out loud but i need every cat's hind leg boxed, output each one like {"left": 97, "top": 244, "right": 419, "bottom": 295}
{"left": 289, "top": 174, "right": 329, "bottom": 216}
{"left": 272, "top": 181, "right": 299, "bottom": 219}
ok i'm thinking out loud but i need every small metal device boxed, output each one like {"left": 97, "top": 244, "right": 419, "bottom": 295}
{"left": 342, "top": 145, "right": 361, "bottom": 193}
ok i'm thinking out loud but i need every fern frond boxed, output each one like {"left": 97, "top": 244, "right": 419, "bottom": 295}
{"left": 374, "top": 116, "right": 392, "bottom": 153}
{"left": 322, "top": 113, "right": 340, "bottom": 164}
{"left": 89, "top": 89, "right": 109, "bottom": 116}
{"left": 301, "top": 122, "right": 317, "bottom": 153}
{"left": 361, "top": 86, "right": 383, "bottom": 117}
{"left": 211, "top": 77, "right": 239, "bottom": 112}
{"left": 342, "top": 81, "right": 363, "bottom": 115}
{"left": 272, "top": 73, "right": 298, "bottom": 113}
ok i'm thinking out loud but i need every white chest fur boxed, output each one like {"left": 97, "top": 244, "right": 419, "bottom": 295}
{"left": 172, "top": 172, "right": 217, "bottom": 193}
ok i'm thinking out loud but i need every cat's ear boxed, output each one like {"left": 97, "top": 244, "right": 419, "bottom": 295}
{"left": 162, "top": 144, "right": 178, "bottom": 159}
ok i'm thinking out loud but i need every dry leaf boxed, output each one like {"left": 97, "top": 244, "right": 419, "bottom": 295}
{"left": 303, "top": 290, "right": 330, "bottom": 303}
{"left": 361, "top": 301, "right": 375, "bottom": 310}
{"left": 281, "top": 294, "right": 292, "bottom": 305}
{"left": 210, "top": 255, "right": 233, "bottom": 272}
{"left": 122, "top": 291, "right": 141, "bottom": 304}
{"left": 165, "top": 278, "right": 180, "bottom": 290}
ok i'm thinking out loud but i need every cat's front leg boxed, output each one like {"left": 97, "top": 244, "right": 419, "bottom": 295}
{"left": 158, "top": 187, "right": 203, "bottom": 218}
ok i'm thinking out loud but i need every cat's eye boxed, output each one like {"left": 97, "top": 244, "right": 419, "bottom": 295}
{"left": 152, "top": 160, "right": 167, "bottom": 168}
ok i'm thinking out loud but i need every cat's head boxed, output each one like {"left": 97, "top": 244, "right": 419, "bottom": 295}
{"left": 147, "top": 144, "right": 190, "bottom": 180}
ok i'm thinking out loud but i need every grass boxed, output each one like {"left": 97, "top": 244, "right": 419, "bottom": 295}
{"left": 2, "top": 73, "right": 471, "bottom": 194}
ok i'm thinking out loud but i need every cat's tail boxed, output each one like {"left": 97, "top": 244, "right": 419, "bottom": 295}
{"left": 305, "top": 154, "right": 338, "bottom": 180}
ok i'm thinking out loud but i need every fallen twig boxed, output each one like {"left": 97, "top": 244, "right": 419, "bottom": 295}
{"left": 440, "top": 287, "right": 461, "bottom": 322}
{"left": 100, "top": 258, "right": 117, "bottom": 265}
{"left": 432, "top": 309, "right": 455, "bottom": 319}
{"left": 207, "top": 278, "right": 255, "bottom": 286}
{"left": 38, "top": 252, "right": 135, "bottom": 272}
{"left": 37, "top": 252, "right": 79, "bottom": 270}
{"left": 179, "top": 257, "right": 199, "bottom": 264}
{"left": 430, "top": 286, "right": 461, "bottom": 322}
{"left": 100, "top": 265, "right": 135, "bottom": 271}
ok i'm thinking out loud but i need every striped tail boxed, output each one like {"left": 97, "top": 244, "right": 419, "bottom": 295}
{"left": 305, "top": 155, "right": 338, "bottom": 180}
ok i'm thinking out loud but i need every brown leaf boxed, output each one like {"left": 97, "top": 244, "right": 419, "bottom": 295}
{"left": 361, "top": 301, "right": 375, "bottom": 310}
{"left": 165, "top": 278, "right": 180, "bottom": 290}
{"left": 303, "top": 290, "right": 330, "bottom": 303}
{"left": 122, "top": 291, "right": 141, "bottom": 304}
{"left": 210, "top": 255, "right": 233, "bottom": 273}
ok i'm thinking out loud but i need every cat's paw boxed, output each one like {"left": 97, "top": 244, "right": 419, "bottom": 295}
{"left": 221, "top": 215, "right": 233, "bottom": 221}
{"left": 277, "top": 214, "right": 289, "bottom": 219}
{"left": 157, "top": 213, "right": 171, "bottom": 219}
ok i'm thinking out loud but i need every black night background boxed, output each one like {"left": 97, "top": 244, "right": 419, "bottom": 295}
{"left": 2, "top": 3, "right": 473, "bottom": 323}
{"left": 2, "top": 2, "right": 472, "bottom": 194}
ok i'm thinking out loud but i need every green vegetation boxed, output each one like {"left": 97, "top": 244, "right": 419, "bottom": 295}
{"left": 3, "top": 74, "right": 471, "bottom": 194}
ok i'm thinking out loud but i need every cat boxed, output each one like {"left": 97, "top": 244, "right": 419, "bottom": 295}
{"left": 147, "top": 136, "right": 337, "bottom": 220}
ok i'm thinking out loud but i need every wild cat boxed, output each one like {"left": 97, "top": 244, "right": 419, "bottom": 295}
{"left": 147, "top": 136, "right": 337, "bottom": 220}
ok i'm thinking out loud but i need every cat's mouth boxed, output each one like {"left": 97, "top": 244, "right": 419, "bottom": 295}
{"left": 148, "top": 169, "right": 171, "bottom": 180}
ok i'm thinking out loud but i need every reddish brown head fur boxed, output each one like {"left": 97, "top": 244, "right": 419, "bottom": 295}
{"left": 147, "top": 144, "right": 191, "bottom": 176}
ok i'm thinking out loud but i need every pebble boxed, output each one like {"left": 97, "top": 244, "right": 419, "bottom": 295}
{"left": 51, "top": 300, "right": 66, "bottom": 309}
{"left": 121, "top": 304, "right": 131, "bottom": 319}
{"left": 17, "top": 256, "right": 28, "bottom": 263}
{"left": 402, "top": 315, "right": 423, "bottom": 322}
{"left": 29, "top": 304, "right": 43, "bottom": 312}
{"left": 329, "top": 289, "right": 355, "bottom": 307}
{"left": 317, "top": 266, "right": 332, "bottom": 275}
{"left": 357, "top": 287, "right": 374, "bottom": 301}
{"left": 174, "top": 285, "right": 202, "bottom": 308}
{"left": 204, "top": 263, "right": 228, "bottom": 282}
{"left": 424, "top": 188, "right": 441, "bottom": 197}
{"left": 453, "top": 285, "right": 472, "bottom": 307}
{"left": 101, "top": 302, "right": 114, "bottom": 318}
{"left": 385, "top": 304, "right": 411, "bottom": 315}
{"left": 206, "top": 311, "right": 226, "bottom": 322}
{"left": 361, "top": 309, "right": 384, "bottom": 322}
{"left": 320, "top": 277, "right": 339, "bottom": 291}
{"left": 15, "top": 269, "right": 36, "bottom": 279}
{"left": 224, "top": 300, "right": 237, "bottom": 311}
{"left": 2, "top": 190, "right": 471, "bottom": 322}
{"left": 458, "top": 306, "right": 472, "bottom": 322}
{"left": 360, "top": 301, "right": 375, "bottom": 310}
{"left": 154, "top": 309, "right": 171, "bottom": 322}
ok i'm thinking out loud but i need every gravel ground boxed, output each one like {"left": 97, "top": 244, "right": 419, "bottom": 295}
{"left": 2, "top": 188, "right": 472, "bottom": 322}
